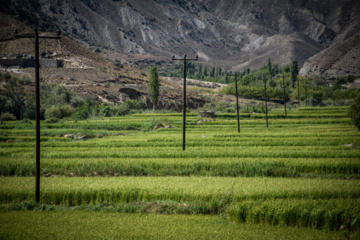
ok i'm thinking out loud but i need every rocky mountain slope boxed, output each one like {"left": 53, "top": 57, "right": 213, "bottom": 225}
{"left": 300, "top": 31, "right": 360, "bottom": 76}
{"left": 1, "top": 0, "right": 360, "bottom": 76}
{"left": 0, "top": 12, "right": 239, "bottom": 111}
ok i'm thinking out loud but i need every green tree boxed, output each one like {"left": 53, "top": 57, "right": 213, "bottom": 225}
{"left": 4, "top": 77, "right": 26, "bottom": 119}
{"left": 210, "top": 67, "right": 215, "bottom": 77}
{"left": 272, "top": 63, "right": 279, "bottom": 75}
{"left": 149, "top": 67, "right": 160, "bottom": 111}
{"left": 282, "top": 65, "right": 290, "bottom": 73}
{"left": 347, "top": 75, "right": 355, "bottom": 83}
{"left": 202, "top": 67, "right": 208, "bottom": 77}
{"left": 267, "top": 58, "right": 272, "bottom": 75}
{"left": 290, "top": 60, "right": 299, "bottom": 88}
{"left": 348, "top": 94, "right": 360, "bottom": 130}
{"left": 268, "top": 78, "right": 276, "bottom": 87}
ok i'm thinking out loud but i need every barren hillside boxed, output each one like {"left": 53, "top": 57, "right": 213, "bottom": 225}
{"left": 0, "top": 13, "right": 237, "bottom": 111}
{"left": 300, "top": 32, "right": 360, "bottom": 76}
{"left": 1, "top": 0, "right": 359, "bottom": 75}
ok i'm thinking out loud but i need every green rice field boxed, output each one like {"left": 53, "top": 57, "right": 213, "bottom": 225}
{"left": 1, "top": 106, "right": 360, "bottom": 239}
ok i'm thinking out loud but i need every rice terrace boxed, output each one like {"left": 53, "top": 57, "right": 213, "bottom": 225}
{"left": 1, "top": 0, "right": 360, "bottom": 239}
{"left": 1, "top": 106, "right": 360, "bottom": 239}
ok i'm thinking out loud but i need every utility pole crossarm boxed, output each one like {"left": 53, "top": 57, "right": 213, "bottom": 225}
{"left": 14, "top": 29, "right": 61, "bottom": 39}
{"left": 172, "top": 55, "right": 199, "bottom": 61}
{"left": 14, "top": 35, "right": 61, "bottom": 40}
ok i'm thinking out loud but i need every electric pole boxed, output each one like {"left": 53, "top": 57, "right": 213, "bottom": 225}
{"left": 14, "top": 28, "right": 61, "bottom": 203}
{"left": 172, "top": 55, "right": 198, "bottom": 151}
{"left": 282, "top": 74, "right": 287, "bottom": 118}
{"left": 227, "top": 72, "right": 240, "bottom": 133}
{"left": 297, "top": 77, "right": 300, "bottom": 107}
{"left": 265, "top": 78, "right": 268, "bottom": 128}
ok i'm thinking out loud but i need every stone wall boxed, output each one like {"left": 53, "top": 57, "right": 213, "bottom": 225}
{"left": 39, "top": 59, "right": 63, "bottom": 68}
{"left": 0, "top": 59, "right": 35, "bottom": 68}
{"left": 0, "top": 58, "right": 63, "bottom": 68}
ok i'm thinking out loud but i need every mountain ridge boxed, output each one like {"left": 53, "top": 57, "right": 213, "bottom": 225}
{"left": 1, "top": 0, "right": 360, "bottom": 76}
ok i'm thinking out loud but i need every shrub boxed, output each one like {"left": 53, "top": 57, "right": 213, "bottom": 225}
{"left": 348, "top": 95, "right": 360, "bottom": 130}
{"left": 44, "top": 118, "right": 59, "bottom": 124}
{"left": 142, "top": 118, "right": 162, "bottom": 132}
{"left": 70, "top": 95, "right": 85, "bottom": 108}
{"left": 118, "top": 99, "right": 146, "bottom": 115}
{"left": 99, "top": 102, "right": 118, "bottom": 117}
{"left": 59, "top": 104, "right": 75, "bottom": 118}
{"left": 19, "top": 118, "right": 32, "bottom": 124}
{"left": 268, "top": 78, "right": 277, "bottom": 87}
{"left": 45, "top": 106, "right": 62, "bottom": 119}
{"left": 72, "top": 99, "right": 95, "bottom": 120}
{"left": 346, "top": 75, "right": 355, "bottom": 83}
{"left": 309, "top": 91, "right": 323, "bottom": 106}
{"left": 1, "top": 112, "right": 16, "bottom": 121}
{"left": 226, "top": 107, "right": 236, "bottom": 113}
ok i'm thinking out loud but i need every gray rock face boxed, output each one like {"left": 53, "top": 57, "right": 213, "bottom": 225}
{"left": 299, "top": 32, "right": 360, "bottom": 77}
{"left": 2, "top": 0, "right": 360, "bottom": 74}
{"left": 199, "top": 110, "right": 215, "bottom": 118}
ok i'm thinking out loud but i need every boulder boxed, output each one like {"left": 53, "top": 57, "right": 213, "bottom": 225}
{"left": 199, "top": 110, "right": 214, "bottom": 118}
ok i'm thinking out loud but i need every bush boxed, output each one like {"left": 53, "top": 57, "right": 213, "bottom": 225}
{"left": 45, "top": 106, "right": 62, "bottom": 119}
{"left": 99, "top": 102, "right": 117, "bottom": 117}
{"left": 226, "top": 107, "right": 236, "bottom": 113}
{"left": 309, "top": 91, "right": 323, "bottom": 106}
{"left": 72, "top": 104, "right": 92, "bottom": 120}
{"left": 19, "top": 118, "right": 32, "bottom": 124}
{"left": 1, "top": 112, "right": 16, "bottom": 121}
{"left": 59, "top": 104, "right": 75, "bottom": 118}
{"left": 348, "top": 95, "right": 360, "bottom": 130}
{"left": 268, "top": 78, "right": 277, "bottom": 87}
{"left": 142, "top": 118, "right": 162, "bottom": 132}
{"left": 44, "top": 104, "right": 74, "bottom": 120}
{"left": 346, "top": 75, "right": 355, "bottom": 83}
{"left": 118, "top": 99, "right": 146, "bottom": 115}
{"left": 72, "top": 99, "right": 96, "bottom": 120}
{"left": 201, "top": 101, "right": 234, "bottom": 113}
{"left": 70, "top": 95, "right": 85, "bottom": 108}
{"left": 44, "top": 118, "right": 59, "bottom": 124}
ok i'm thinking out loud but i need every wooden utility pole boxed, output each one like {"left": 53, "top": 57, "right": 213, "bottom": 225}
{"left": 282, "top": 74, "right": 287, "bottom": 118}
{"left": 297, "top": 77, "right": 300, "bottom": 107}
{"left": 14, "top": 28, "right": 61, "bottom": 203}
{"left": 264, "top": 78, "right": 268, "bottom": 128}
{"left": 172, "top": 55, "right": 198, "bottom": 151}
{"left": 227, "top": 72, "right": 240, "bottom": 133}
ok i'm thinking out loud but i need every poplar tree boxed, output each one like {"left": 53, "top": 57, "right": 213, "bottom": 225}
{"left": 202, "top": 67, "right": 208, "bottom": 77}
{"left": 290, "top": 60, "right": 299, "bottom": 88}
{"left": 267, "top": 58, "right": 272, "bottom": 75}
{"left": 149, "top": 67, "right": 160, "bottom": 111}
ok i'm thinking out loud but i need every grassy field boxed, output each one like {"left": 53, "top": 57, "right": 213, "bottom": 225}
{"left": 0, "top": 212, "right": 352, "bottom": 240}
{"left": 1, "top": 106, "right": 360, "bottom": 239}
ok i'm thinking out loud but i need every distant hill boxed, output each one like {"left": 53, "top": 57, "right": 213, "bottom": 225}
{"left": 1, "top": 0, "right": 360, "bottom": 76}
{"left": 300, "top": 32, "right": 360, "bottom": 76}
{"left": 0, "top": 13, "right": 234, "bottom": 111}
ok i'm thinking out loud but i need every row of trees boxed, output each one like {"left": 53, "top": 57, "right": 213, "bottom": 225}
{"left": 1, "top": 60, "right": 358, "bottom": 126}
{"left": 164, "top": 59, "right": 300, "bottom": 86}
{"left": 165, "top": 62, "right": 233, "bottom": 83}
{"left": 0, "top": 72, "right": 147, "bottom": 121}
{"left": 221, "top": 59, "right": 358, "bottom": 107}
